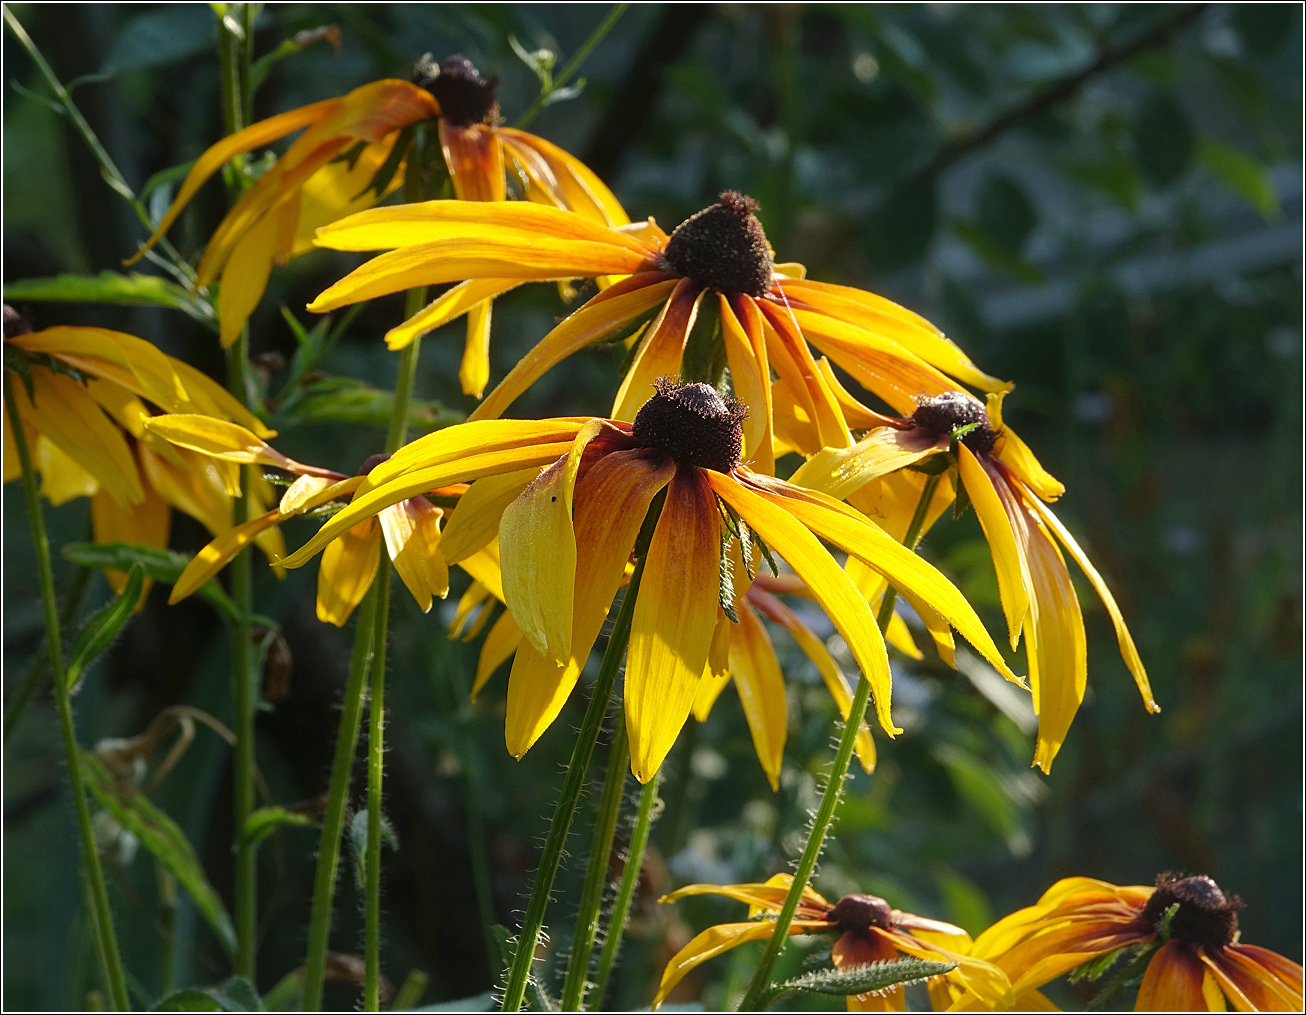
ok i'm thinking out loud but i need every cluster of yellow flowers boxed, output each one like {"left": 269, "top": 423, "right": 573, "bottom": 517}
{"left": 6, "top": 50, "right": 1298, "bottom": 1014}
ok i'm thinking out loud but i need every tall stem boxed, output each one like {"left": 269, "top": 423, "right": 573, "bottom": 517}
{"left": 500, "top": 556, "right": 648, "bottom": 1012}
{"left": 737, "top": 472, "right": 942, "bottom": 1011}
{"left": 514, "top": 3, "right": 630, "bottom": 129}
{"left": 588, "top": 766, "right": 661, "bottom": 1010}
{"left": 4, "top": 375, "right": 130, "bottom": 1011}
{"left": 301, "top": 586, "right": 379, "bottom": 1011}
{"left": 560, "top": 718, "right": 630, "bottom": 1010}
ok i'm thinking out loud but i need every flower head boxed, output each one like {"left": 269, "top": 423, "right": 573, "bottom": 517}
{"left": 276, "top": 389, "right": 1020, "bottom": 779}
{"left": 652, "top": 875, "right": 1011, "bottom": 1010}
{"left": 960, "top": 874, "right": 1303, "bottom": 1011}
{"left": 790, "top": 388, "right": 1157, "bottom": 772}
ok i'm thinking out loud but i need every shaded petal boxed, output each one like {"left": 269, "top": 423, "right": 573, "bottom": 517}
{"left": 498, "top": 128, "right": 630, "bottom": 226}
{"left": 140, "top": 445, "right": 232, "bottom": 536}
{"left": 380, "top": 497, "right": 449, "bottom": 613}
{"left": 217, "top": 204, "right": 280, "bottom": 348}
{"left": 385, "top": 277, "right": 518, "bottom": 352}
{"left": 652, "top": 919, "right": 826, "bottom": 1009}
{"left": 958, "top": 445, "right": 1031, "bottom": 650}
{"left": 758, "top": 300, "right": 851, "bottom": 450}
{"left": 439, "top": 121, "right": 506, "bottom": 202}
{"left": 1204, "top": 945, "right": 1304, "bottom": 1012}
{"left": 720, "top": 294, "right": 773, "bottom": 472}
{"left": 626, "top": 466, "right": 721, "bottom": 782}
{"left": 789, "top": 426, "right": 947, "bottom": 501}
{"left": 1137, "top": 941, "right": 1207, "bottom": 1012}
{"left": 439, "top": 466, "right": 539, "bottom": 564}
{"left": 834, "top": 930, "right": 906, "bottom": 1013}
{"left": 91, "top": 483, "right": 169, "bottom": 600}
{"left": 12, "top": 325, "right": 187, "bottom": 410}
{"left": 35, "top": 434, "right": 100, "bottom": 505}
{"left": 170, "top": 510, "right": 281, "bottom": 603}
{"left": 610, "top": 278, "right": 704, "bottom": 421}
{"left": 316, "top": 520, "right": 382, "bottom": 627}
{"left": 471, "top": 609, "right": 522, "bottom": 701}
{"left": 291, "top": 136, "right": 400, "bottom": 257}
{"left": 729, "top": 599, "right": 788, "bottom": 790}
{"left": 459, "top": 298, "right": 495, "bottom": 398}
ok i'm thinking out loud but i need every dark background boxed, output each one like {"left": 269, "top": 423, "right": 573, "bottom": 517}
{"left": 3, "top": 3, "right": 1301, "bottom": 1010}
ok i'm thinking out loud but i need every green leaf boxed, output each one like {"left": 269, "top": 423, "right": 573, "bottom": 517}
{"left": 1134, "top": 91, "right": 1194, "bottom": 189}
{"left": 349, "top": 808, "right": 399, "bottom": 888}
{"left": 761, "top": 958, "right": 956, "bottom": 1008}
{"left": 153, "top": 977, "right": 265, "bottom": 1011}
{"left": 80, "top": 751, "right": 237, "bottom": 956}
{"left": 62, "top": 542, "right": 241, "bottom": 622}
{"left": 270, "top": 376, "right": 457, "bottom": 432}
{"left": 409, "top": 993, "right": 495, "bottom": 1012}
{"left": 65, "top": 564, "right": 145, "bottom": 691}
{"left": 1198, "top": 137, "right": 1279, "bottom": 219}
{"left": 3, "top": 271, "right": 216, "bottom": 326}
{"left": 153, "top": 991, "right": 223, "bottom": 1012}
{"left": 243, "top": 806, "right": 316, "bottom": 848}
{"left": 931, "top": 743, "right": 1021, "bottom": 844}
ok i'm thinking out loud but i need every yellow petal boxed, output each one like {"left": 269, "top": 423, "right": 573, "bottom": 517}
{"left": 139, "top": 445, "right": 232, "bottom": 536}
{"left": 369, "top": 418, "right": 583, "bottom": 489}
{"left": 143, "top": 415, "right": 298, "bottom": 470}
{"left": 472, "top": 609, "right": 523, "bottom": 701}
{"left": 35, "top": 434, "right": 100, "bottom": 505}
{"left": 610, "top": 279, "right": 704, "bottom": 421}
{"left": 457, "top": 544, "right": 506, "bottom": 604}
{"left": 885, "top": 610, "right": 924, "bottom": 660}
{"left": 719, "top": 294, "right": 773, "bottom": 473}
{"left": 788, "top": 426, "right": 947, "bottom": 501}
{"left": 439, "top": 121, "right": 506, "bottom": 202}
{"left": 498, "top": 128, "right": 630, "bottom": 227}
{"left": 386, "top": 278, "right": 518, "bottom": 352}
{"left": 758, "top": 300, "right": 851, "bottom": 450}
{"left": 468, "top": 277, "right": 677, "bottom": 422}
{"left": 505, "top": 450, "right": 675, "bottom": 757}
{"left": 12, "top": 326, "right": 187, "bottom": 411}
{"left": 170, "top": 510, "right": 281, "bottom": 603}
{"left": 316, "top": 520, "right": 382, "bottom": 627}
{"left": 499, "top": 420, "right": 605, "bottom": 662}
{"left": 652, "top": 920, "right": 825, "bottom": 1009}
{"left": 279, "top": 474, "right": 350, "bottom": 517}
{"left": 217, "top": 206, "right": 280, "bottom": 349}
{"left": 730, "top": 599, "right": 788, "bottom": 791}
{"left": 91, "top": 483, "right": 169, "bottom": 602}
{"left": 958, "top": 445, "right": 1031, "bottom": 649}
{"left": 292, "top": 136, "right": 400, "bottom": 258}
{"left": 439, "top": 466, "right": 539, "bottom": 565}
{"left": 458, "top": 298, "right": 494, "bottom": 398}
{"left": 379, "top": 498, "right": 448, "bottom": 613}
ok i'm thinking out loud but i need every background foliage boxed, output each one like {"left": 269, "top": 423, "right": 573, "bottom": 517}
{"left": 3, "top": 3, "right": 1301, "bottom": 1010}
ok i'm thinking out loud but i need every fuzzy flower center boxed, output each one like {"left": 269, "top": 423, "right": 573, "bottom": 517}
{"left": 828, "top": 893, "right": 895, "bottom": 933}
{"left": 3, "top": 304, "right": 32, "bottom": 339}
{"left": 413, "top": 54, "right": 499, "bottom": 127}
{"left": 1140, "top": 874, "right": 1242, "bottom": 948}
{"left": 357, "top": 452, "right": 392, "bottom": 477}
{"left": 911, "top": 391, "right": 998, "bottom": 455}
{"left": 631, "top": 379, "right": 747, "bottom": 473}
{"left": 662, "top": 191, "right": 774, "bottom": 298}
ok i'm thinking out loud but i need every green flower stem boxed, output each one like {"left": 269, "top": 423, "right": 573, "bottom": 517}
{"left": 4, "top": 374, "right": 130, "bottom": 1011}
{"left": 501, "top": 556, "right": 649, "bottom": 1012}
{"left": 560, "top": 717, "right": 630, "bottom": 1010}
{"left": 301, "top": 586, "right": 380, "bottom": 1011}
{"left": 588, "top": 766, "right": 661, "bottom": 1011}
{"left": 737, "top": 472, "right": 942, "bottom": 1011}
{"left": 514, "top": 3, "right": 630, "bottom": 129}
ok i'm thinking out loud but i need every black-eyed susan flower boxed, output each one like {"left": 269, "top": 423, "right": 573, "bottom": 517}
{"left": 276, "top": 380, "right": 1020, "bottom": 781}
{"left": 790, "top": 388, "right": 1157, "bottom": 772}
{"left": 652, "top": 875, "right": 1012, "bottom": 1011}
{"left": 2, "top": 308, "right": 282, "bottom": 594}
{"left": 127, "top": 54, "right": 627, "bottom": 381}
{"left": 141, "top": 415, "right": 452, "bottom": 627}
{"left": 956, "top": 874, "right": 1303, "bottom": 1012}
{"left": 308, "top": 191, "right": 1007, "bottom": 464}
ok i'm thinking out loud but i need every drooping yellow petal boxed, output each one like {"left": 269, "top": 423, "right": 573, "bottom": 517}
{"left": 439, "top": 121, "right": 506, "bottom": 202}
{"left": 471, "top": 609, "right": 523, "bottom": 701}
{"left": 458, "top": 298, "right": 494, "bottom": 398}
{"left": 379, "top": 497, "right": 448, "bottom": 613}
{"left": 35, "top": 434, "right": 100, "bottom": 505}
{"left": 385, "top": 278, "right": 519, "bottom": 352}
{"left": 719, "top": 294, "right": 774, "bottom": 473}
{"left": 626, "top": 467, "right": 722, "bottom": 783}
{"left": 788, "top": 426, "right": 946, "bottom": 501}
{"left": 12, "top": 326, "right": 187, "bottom": 410}
{"left": 610, "top": 279, "right": 704, "bottom": 421}
{"left": 439, "top": 467, "right": 539, "bottom": 564}
{"left": 278, "top": 474, "right": 362, "bottom": 518}
{"left": 170, "top": 510, "right": 281, "bottom": 603}
{"left": 291, "top": 136, "right": 402, "bottom": 258}
{"left": 468, "top": 277, "right": 677, "bottom": 422}
{"left": 758, "top": 300, "right": 851, "bottom": 451}
{"left": 498, "top": 128, "right": 630, "bottom": 227}
{"left": 139, "top": 445, "right": 231, "bottom": 535}
{"left": 505, "top": 450, "right": 675, "bottom": 758}
{"left": 91, "top": 482, "right": 170, "bottom": 601}
{"left": 499, "top": 420, "right": 605, "bottom": 662}
{"left": 369, "top": 418, "right": 584, "bottom": 488}
{"left": 958, "top": 445, "right": 1031, "bottom": 650}
{"left": 991, "top": 392, "right": 1064, "bottom": 502}
{"left": 1024, "top": 492, "right": 1158, "bottom": 714}
{"left": 142, "top": 415, "right": 297, "bottom": 471}
{"left": 217, "top": 205, "right": 281, "bottom": 349}
{"left": 316, "top": 519, "right": 382, "bottom": 627}
{"left": 730, "top": 599, "right": 788, "bottom": 791}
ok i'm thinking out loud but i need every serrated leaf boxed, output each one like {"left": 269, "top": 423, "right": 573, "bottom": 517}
{"left": 762, "top": 957, "right": 955, "bottom": 1007}
{"left": 3, "top": 271, "right": 215, "bottom": 326}
{"left": 62, "top": 542, "right": 240, "bottom": 622}
{"left": 242, "top": 806, "right": 315, "bottom": 848}
{"left": 80, "top": 751, "right": 237, "bottom": 956}
{"left": 66, "top": 563, "right": 144, "bottom": 692}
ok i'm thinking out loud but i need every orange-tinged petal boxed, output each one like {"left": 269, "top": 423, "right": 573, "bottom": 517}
{"left": 788, "top": 426, "right": 946, "bottom": 501}
{"left": 626, "top": 466, "right": 722, "bottom": 782}
{"left": 499, "top": 420, "right": 605, "bottom": 662}
{"left": 439, "top": 466, "right": 539, "bottom": 564}
{"left": 834, "top": 930, "right": 906, "bottom": 1012}
{"left": 730, "top": 599, "right": 788, "bottom": 790}
{"left": 459, "top": 298, "right": 494, "bottom": 398}
{"left": 35, "top": 434, "right": 100, "bottom": 505}
{"left": 216, "top": 206, "right": 280, "bottom": 349}
{"left": 498, "top": 128, "right": 630, "bottom": 226}
{"left": 170, "top": 510, "right": 281, "bottom": 603}
{"left": 472, "top": 608, "right": 522, "bottom": 701}
{"left": 1203, "top": 946, "right": 1303, "bottom": 1012}
{"left": 505, "top": 450, "right": 674, "bottom": 757}
{"left": 758, "top": 300, "right": 851, "bottom": 450}
{"left": 379, "top": 497, "right": 448, "bottom": 613}
{"left": 469, "top": 278, "right": 677, "bottom": 422}
{"left": 386, "top": 278, "right": 518, "bottom": 352}
{"left": 316, "top": 520, "right": 382, "bottom": 626}
{"left": 959, "top": 446, "right": 1031, "bottom": 650}
{"left": 709, "top": 473, "right": 897, "bottom": 736}
{"left": 1137, "top": 941, "right": 1207, "bottom": 1012}
{"left": 720, "top": 294, "right": 773, "bottom": 473}
{"left": 91, "top": 483, "right": 169, "bottom": 601}
{"left": 440, "top": 121, "right": 506, "bottom": 202}
{"left": 369, "top": 418, "right": 584, "bottom": 488}
{"left": 143, "top": 415, "right": 299, "bottom": 471}
{"left": 611, "top": 279, "right": 704, "bottom": 421}
{"left": 1025, "top": 492, "right": 1158, "bottom": 714}
{"left": 291, "top": 136, "right": 401, "bottom": 257}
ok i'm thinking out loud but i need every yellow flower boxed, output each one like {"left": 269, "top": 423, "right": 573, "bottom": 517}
{"left": 128, "top": 54, "right": 627, "bottom": 377}
{"left": 790, "top": 389, "right": 1157, "bottom": 772}
{"left": 277, "top": 380, "right": 1019, "bottom": 781}
{"left": 652, "top": 874, "right": 1012, "bottom": 1011}
{"left": 308, "top": 190, "right": 1007, "bottom": 465}
{"left": 956, "top": 874, "right": 1303, "bottom": 1012}
{"left": 3, "top": 308, "right": 282, "bottom": 595}
{"left": 141, "top": 415, "right": 454, "bottom": 627}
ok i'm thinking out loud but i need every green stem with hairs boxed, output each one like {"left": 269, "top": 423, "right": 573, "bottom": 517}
{"left": 4, "top": 374, "right": 130, "bottom": 1011}
{"left": 514, "top": 3, "right": 630, "bottom": 130}
{"left": 737, "top": 472, "right": 942, "bottom": 1011}
{"left": 588, "top": 766, "right": 661, "bottom": 1011}
{"left": 500, "top": 555, "right": 649, "bottom": 1012}
{"left": 560, "top": 718, "right": 630, "bottom": 1010}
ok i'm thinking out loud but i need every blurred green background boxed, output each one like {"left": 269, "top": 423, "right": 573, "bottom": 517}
{"left": 3, "top": 3, "right": 1301, "bottom": 1010}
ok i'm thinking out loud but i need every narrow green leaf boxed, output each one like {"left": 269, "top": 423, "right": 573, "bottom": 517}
{"left": 80, "top": 751, "right": 238, "bottom": 956}
{"left": 140, "top": 160, "right": 196, "bottom": 203}
{"left": 3, "top": 271, "right": 216, "bottom": 326}
{"left": 152, "top": 977, "right": 265, "bottom": 1012}
{"left": 349, "top": 808, "right": 398, "bottom": 888}
{"left": 243, "top": 806, "right": 315, "bottom": 848}
{"left": 66, "top": 563, "right": 145, "bottom": 691}
{"left": 62, "top": 542, "right": 241, "bottom": 622}
{"left": 1198, "top": 137, "right": 1279, "bottom": 219}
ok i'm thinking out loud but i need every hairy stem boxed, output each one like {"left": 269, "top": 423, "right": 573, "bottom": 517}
{"left": 4, "top": 374, "right": 130, "bottom": 1011}
{"left": 515, "top": 3, "right": 630, "bottom": 129}
{"left": 737, "top": 472, "right": 941, "bottom": 1010}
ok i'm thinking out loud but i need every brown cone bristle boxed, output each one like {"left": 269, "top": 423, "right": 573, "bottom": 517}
{"left": 413, "top": 54, "right": 499, "bottom": 127}
{"left": 828, "top": 893, "right": 894, "bottom": 933}
{"left": 4, "top": 304, "right": 33, "bottom": 339}
{"left": 631, "top": 378, "right": 748, "bottom": 473}
{"left": 910, "top": 391, "right": 998, "bottom": 454}
{"left": 662, "top": 191, "right": 774, "bottom": 298}
{"left": 1140, "top": 873, "right": 1242, "bottom": 948}
{"left": 357, "top": 452, "right": 392, "bottom": 477}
